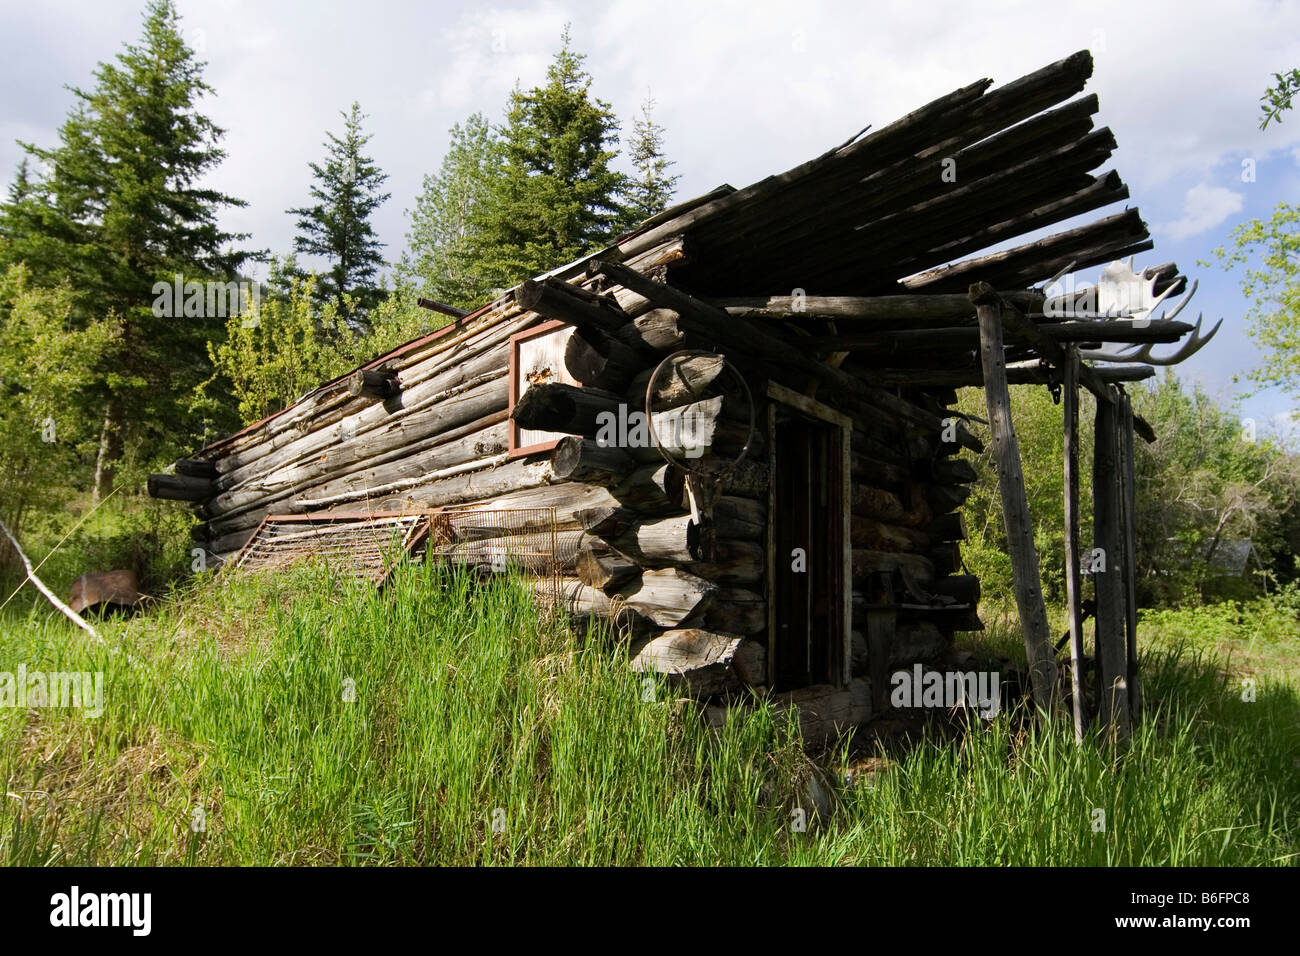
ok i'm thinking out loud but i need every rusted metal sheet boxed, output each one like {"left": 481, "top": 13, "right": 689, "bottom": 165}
{"left": 69, "top": 570, "right": 143, "bottom": 615}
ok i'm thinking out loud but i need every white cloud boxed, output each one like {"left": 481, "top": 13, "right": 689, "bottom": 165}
{"left": 1157, "top": 183, "right": 1245, "bottom": 241}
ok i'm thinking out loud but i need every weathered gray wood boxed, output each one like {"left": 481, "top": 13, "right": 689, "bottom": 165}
{"left": 575, "top": 540, "right": 640, "bottom": 592}
{"left": 517, "top": 276, "right": 627, "bottom": 333}
{"left": 629, "top": 629, "right": 765, "bottom": 695}
{"left": 1092, "top": 386, "right": 1130, "bottom": 740}
{"left": 702, "top": 587, "right": 766, "bottom": 635}
{"left": 619, "top": 309, "right": 685, "bottom": 352}
{"left": 711, "top": 496, "right": 765, "bottom": 539}
{"left": 347, "top": 368, "right": 400, "bottom": 400}
{"left": 1120, "top": 391, "right": 1142, "bottom": 723}
{"left": 550, "top": 436, "right": 635, "bottom": 486}
{"left": 564, "top": 324, "right": 643, "bottom": 391}
{"left": 710, "top": 291, "right": 1043, "bottom": 323}
{"left": 1063, "top": 348, "right": 1088, "bottom": 742}
{"left": 510, "top": 382, "right": 624, "bottom": 437}
{"left": 613, "top": 463, "right": 686, "bottom": 512}
{"left": 690, "top": 539, "right": 765, "bottom": 586}
{"left": 971, "top": 282, "right": 1059, "bottom": 714}
{"left": 431, "top": 530, "right": 588, "bottom": 574}
{"left": 774, "top": 678, "right": 873, "bottom": 746}
{"left": 613, "top": 514, "right": 712, "bottom": 565}
{"left": 148, "top": 473, "right": 215, "bottom": 502}
{"left": 632, "top": 355, "right": 728, "bottom": 411}
{"left": 851, "top": 516, "right": 931, "bottom": 553}
{"left": 853, "top": 485, "right": 930, "bottom": 527}
{"left": 851, "top": 549, "right": 935, "bottom": 584}
{"left": 805, "top": 318, "right": 1195, "bottom": 352}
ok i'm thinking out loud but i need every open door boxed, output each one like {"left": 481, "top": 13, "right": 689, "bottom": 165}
{"left": 766, "top": 384, "right": 852, "bottom": 690}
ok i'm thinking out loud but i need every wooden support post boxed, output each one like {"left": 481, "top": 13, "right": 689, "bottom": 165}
{"left": 1063, "top": 348, "right": 1088, "bottom": 742}
{"left": 1119, "top": 391, "right": 1142, "bottom": 722}
{"left": 970, "top": 282, "right": 1060, "bottom": 714}
{"left": 1092, "top": 391, "right": 1131, "bottom": 740}
{"left": 866, "top": 606, "right": 895, "bottom": 715}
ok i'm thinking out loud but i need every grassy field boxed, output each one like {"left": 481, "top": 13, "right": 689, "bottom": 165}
{"left": 1, "top": 559, "right": 1296, "bottom": 866}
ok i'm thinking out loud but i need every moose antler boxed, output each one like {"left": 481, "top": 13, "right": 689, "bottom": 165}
{"left": 1079, "top": 314, "right": 1223, "bottom": 365}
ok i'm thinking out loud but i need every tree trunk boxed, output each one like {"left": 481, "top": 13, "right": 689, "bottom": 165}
{"left": 93, "top": 400, "right": 123, "bottom": 503}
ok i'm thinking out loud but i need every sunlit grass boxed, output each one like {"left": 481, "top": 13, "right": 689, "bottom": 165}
{"left": 1, "top": 563, "right": 1296, "bottom": 865}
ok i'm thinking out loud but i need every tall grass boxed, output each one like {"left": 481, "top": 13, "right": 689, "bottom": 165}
{"left": 1, "top": 560, "right": 1296, "bottom": 865}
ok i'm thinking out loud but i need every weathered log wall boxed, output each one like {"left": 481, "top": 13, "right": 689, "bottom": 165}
{"left": 160, "top": 238, "right": 979, "bottom": 728}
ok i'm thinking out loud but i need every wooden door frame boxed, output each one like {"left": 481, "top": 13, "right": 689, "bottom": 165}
{"left": 765, "top": 382, "right": 853, "bottom": 688}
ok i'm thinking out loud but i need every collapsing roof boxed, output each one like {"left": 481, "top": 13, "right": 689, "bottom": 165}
{"left": 197, "top": 49, "right": 1207, "bottom": 458}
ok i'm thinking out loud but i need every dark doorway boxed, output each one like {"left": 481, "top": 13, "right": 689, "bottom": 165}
{"left": 767, "top": 394, "right": 850, "bottom": 691}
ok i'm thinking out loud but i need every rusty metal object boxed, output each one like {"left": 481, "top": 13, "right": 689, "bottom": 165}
{"left": 69, "top": 570, "right": 144, "bottom": 615}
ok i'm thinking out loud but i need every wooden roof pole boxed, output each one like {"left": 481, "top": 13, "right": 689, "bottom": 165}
{"left": 1093, "top": 388, "right": 1132, "bottom": 742}
{"left": 969, "top": 282, "right": 1062, "bottom": 716}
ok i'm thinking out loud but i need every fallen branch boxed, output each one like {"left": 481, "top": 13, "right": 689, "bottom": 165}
{"left": 0, "top": 519, "right": 102, "bottom": 642}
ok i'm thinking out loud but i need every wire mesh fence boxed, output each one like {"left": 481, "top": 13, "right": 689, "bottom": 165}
{"left": 423, "top": 506, "right": 571, "bottom": 610}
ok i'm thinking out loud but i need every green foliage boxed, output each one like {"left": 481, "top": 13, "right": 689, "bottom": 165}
{"left": 1260, "top": 67, "right": 1300, "bottom": 130}
{"left": 620, "top": 95, "right": 680, "bottom": 229}
{"left": 475, "top": 28, "right": 629, "bottom": 289}
{"left": 200, "top": 261, "right": 372, "bottom": 426}
{"left": 956, "top": 384, "right": 1079, "bottom": 605}
{"left": 0, "top": 264, "right": 112, "bottom": 541}
{"left": 287, "top": 102, "right": 391, "bottom": 315}
{"left": 4, "top": 494, "right": 193, "bottom": 604}
{"left": 957, "top": 374, "right": 1300, "bottom": 609}
{"left": 1208, "top": 202, "right": 1300, "bottom": 401}
{"left": 1133, "top": 372, "right": 1300, "bottom": 602}
{"left": 0, "top": 0, "right": 252, "bottom": 488}
{"left": 400, "top": 114, "right": 503, "bottom": 311}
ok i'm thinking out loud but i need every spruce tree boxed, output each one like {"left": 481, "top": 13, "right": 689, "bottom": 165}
{"left": 477, "top": 27, "right": 628, "bottom": 288}
{"left": 621, "top": 95, "right": 680, "bottom": 229}
{"left": 287, "top": 102, "right": 391, "bottom": 314}
{"left": 402, "top": 113, "right": 502, "bottom": 311}
{"left": 1, "top": 0, "right": 251, "bottom": 498}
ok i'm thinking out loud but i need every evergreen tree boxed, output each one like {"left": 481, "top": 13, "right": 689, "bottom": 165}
{"left": 1, "top": 0, "right": 252, "bottom": 498}
{"left": 620, "top": 94, "right": 679, "bottom": 229}
{"left": 401, "top": 113, "right": 502, "bottom": 310}
{"left": 287, "top": 102, "right": 391, "bottom": 314}
{"left": 476, "top": 27, "right": 628, "bottom": 288}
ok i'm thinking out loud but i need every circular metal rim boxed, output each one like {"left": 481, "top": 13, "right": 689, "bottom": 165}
{"left": 643, "top": 348, "right": 756, "bottom": 479}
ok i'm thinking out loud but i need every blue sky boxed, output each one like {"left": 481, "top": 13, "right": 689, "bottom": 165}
{"left": 2, "top": 0, "right": 1299, "bottom": 438}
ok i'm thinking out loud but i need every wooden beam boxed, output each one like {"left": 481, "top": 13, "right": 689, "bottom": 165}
{"left": 709, "top": 291, "right": 1044, "bottom": 323}
{"left": 1092, "top": 392, "right": 1131, "bottom": 741}
{"left": 970, "top": 283, "right": 1060, "bottom": 714}
{"left": 175, "top": 458, "right": 218, "bottom": 479}
{"left": 346, "top": 368, "right": 400, "bottom": 401}
{"left": 517, "top": 277, "right": 627, "bottom": 333}
{"left": 861, "top": 363, "right": 1154, "bottom": 387}
{"left": 148, "top": 473, "right": 216, "bottom": 502}
{"left": 805, "top": 319, "right": 1195, "bottom": 352}
{"left": 416, "top": 297, "right": 469, "bottom": 319}
{"left": 1063, "top": 348, "right": 1088, "bottom": 743}
{"left": 1120, "top": 391, "right": 1142, "bottom": 722}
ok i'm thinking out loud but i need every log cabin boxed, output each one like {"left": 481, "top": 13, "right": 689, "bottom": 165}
{"left": 150, "top": 50, "right": 1214, "bottom": 743}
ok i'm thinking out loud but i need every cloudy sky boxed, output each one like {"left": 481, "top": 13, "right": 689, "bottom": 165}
{"left": 2, "top": 0, "right": 1299, "bottom": 436}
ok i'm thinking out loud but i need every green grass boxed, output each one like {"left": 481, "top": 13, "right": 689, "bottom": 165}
{"left": 1, "top": 560, "right": 1296, "bottom": 865}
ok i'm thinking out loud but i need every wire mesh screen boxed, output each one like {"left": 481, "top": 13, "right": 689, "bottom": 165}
{"left": 232, "top": 513, "right": 431, "bottom": 586}
{"left": 423, "top": 507, "right": 572, "bottom": 609}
